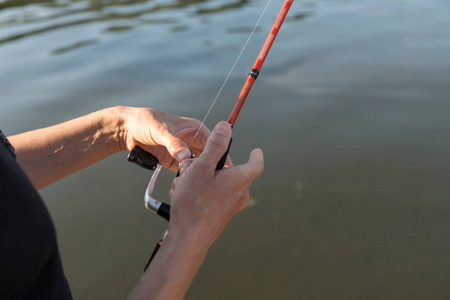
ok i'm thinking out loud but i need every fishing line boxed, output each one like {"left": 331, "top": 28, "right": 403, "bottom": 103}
{"left": 130, "top": 0, "right": 295, "bottom": 270}
{"left": 192, "top": 0, "right": 273, "bottom": 142}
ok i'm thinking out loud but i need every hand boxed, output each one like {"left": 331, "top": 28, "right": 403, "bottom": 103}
{"left": 168, "top": 121, "right": 264, "bottom": 249}
{"left": 118, "top": 107, "right": 211, "bottom": 172}
{"left": 127, "top": 121, "right": 263, "bottom": 300}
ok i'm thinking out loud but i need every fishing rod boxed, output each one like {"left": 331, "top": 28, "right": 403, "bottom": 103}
{"left": 128, "top": 0, "right": 294, "bottom": 269}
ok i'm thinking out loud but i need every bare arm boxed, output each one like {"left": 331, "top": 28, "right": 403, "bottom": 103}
{"left": 9, "top": 106, "right": 210, "bottom": 190}
{"left": 128, "top": 122, "right": 264, "bottom": 299}
{"left": 9, "top": 108, "right": 121, "bottom": 189}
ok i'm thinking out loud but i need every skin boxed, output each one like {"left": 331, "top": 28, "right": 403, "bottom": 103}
{"left": 9, "top": 106, "right": 211, "bottom": 189}
{"left": 129, "top": 122, "right": 264, "bottom": 299}
{"left": 8, "top": 107, "right": 264, "bottom": 299}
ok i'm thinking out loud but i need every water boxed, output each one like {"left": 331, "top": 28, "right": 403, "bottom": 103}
{"left": 1, "top": 0, "right": 450, "bottom": 299}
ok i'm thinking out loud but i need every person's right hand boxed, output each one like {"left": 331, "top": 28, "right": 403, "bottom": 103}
{"left": 168, "top": 121, "right": 264, "bottom": 249}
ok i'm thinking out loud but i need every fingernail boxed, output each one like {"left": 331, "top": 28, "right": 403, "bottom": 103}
{"left": 214, "top": 122, "right": 231, "bottom": 136}
{"left": 175, "top": 149, "right": 191, "bottom": 162}
{"left": 178, "top": 162, "right": 186, "bottom": 175}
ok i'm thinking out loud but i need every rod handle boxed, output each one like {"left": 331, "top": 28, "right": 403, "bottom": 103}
{"left": 128, "top": 146, "right": 159, "bottom": 170}
{"left": 144, "top": 240, "right": 162, "bottom": 271}
{"left": 157, "top": 202, "right": 171, "bottom": 222}
{"left": 215, "top": 137, "right": 232, "bottom": 171}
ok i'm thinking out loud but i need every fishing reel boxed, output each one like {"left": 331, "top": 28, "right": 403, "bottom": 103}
{"left": 127, "top": 145, "right": 171, "bottom": 222}
{"left": 127, "top": 141, "right": 231, "bottom": 222}
{"left": 128, "top": 143, "right": 229, "bottom": 270}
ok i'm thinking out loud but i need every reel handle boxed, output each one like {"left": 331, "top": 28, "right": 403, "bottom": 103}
{"left": 127, "top": 146, "right": 159, "bottom": 170}
{"left": 128, "top": 138, "right": 232, "bottom": 222}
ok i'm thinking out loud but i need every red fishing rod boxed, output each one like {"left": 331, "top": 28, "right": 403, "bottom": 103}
{"left": 214, "top": 0, "right": 294, "bottom": 170}
{"left": 128, "top": 0, "right": 294, "bottom": 269}
{"left": 228, "top": 0, "right": 294, "bottom": 127}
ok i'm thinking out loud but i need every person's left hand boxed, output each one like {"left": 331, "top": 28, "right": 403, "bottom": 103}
{"left": 118, "top": 106, "right": 210, "bottom": 172}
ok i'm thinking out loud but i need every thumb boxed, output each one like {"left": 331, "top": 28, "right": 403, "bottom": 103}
{"left": 196, "top": 121, "right": 232, "bottom": 172}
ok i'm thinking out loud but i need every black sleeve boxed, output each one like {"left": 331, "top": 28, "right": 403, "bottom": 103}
{"left": 0, "top": 131, "right": 73, "bottom": 300}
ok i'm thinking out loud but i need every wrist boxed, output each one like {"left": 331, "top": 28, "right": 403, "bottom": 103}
{"left": 102, "top": 106, "right": 129, "bottom": 153}
{"left": 156, "top": 229, "right": 210, "bottom": 280}
{"left": 128, "top": 228, "right": 209, "bottom": 300}
{"left": 166, "top": 224, "right": 215, "bottom": 256}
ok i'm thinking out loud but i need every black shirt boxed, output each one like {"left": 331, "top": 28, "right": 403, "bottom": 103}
{"left": 0, "top": 130, "right": 72, "bottom": 299}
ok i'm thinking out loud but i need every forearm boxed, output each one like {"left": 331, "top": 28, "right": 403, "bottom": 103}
{"left": 9, "top": 107, "right": 124, "bottom": 189}
{"left": 128, "top": 230, "right": 209, "bottom": 300}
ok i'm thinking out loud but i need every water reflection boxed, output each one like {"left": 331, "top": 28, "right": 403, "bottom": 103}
{"left": 51, "top": 37, "right": 99, "bottom": 54}
{"left": 0, "top": 0, "right": 260, "bottom": 46}
{"left": 8, "top": 0, "right": 450, "bottom": 299}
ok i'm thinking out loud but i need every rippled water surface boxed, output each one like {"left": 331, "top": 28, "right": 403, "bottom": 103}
{"left": 1, "top": 0, "right": 450, "bottom": 299}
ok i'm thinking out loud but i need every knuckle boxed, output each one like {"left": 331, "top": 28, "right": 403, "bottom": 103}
{"left": 166, "top": 138, "right": 181, "bottom": 151}
{"left": 241, "top": 170, "right": 254, "bottom": 186}
{"left": 193, "top": 159, "right": 213, "bottom": 174}
{"left": 179, "top": 160, "right": 189, "bottom": 173}
{"left": 238, "top": 191, "right": 250, "bottom": 211}
{"left": 171, "top": 178, "right": 178, "bottom": 189}
{"left": 208, "top": 138, "right": 227, "bottom": 152}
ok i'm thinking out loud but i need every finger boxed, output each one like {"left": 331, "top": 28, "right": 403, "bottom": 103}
{"left": 140, "top": 144, "right": 178, "bottom": 172}
{"left": 195, "top": 122, "right": 232, "bottom": 172}
{"left": 236, "top": 190, "right": 251, "bottom": 213}
{"left": 159, "top": 131, "right": 192, "bottom": 163}
{"left": 187, "top": 123, "right": 211, "bottom": 155}
{"left": 236, "top": 148, "right": 264, "bottom": 181}
{"left": 171, "top": 177, "right": 180, "bottom": 191}
{"left": 179, "top": 158, "right": 195, "bottom": 175}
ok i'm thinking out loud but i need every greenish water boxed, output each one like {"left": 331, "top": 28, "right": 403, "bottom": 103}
{"left": 1, "top": 0, "right": 450, "bottom": 299}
